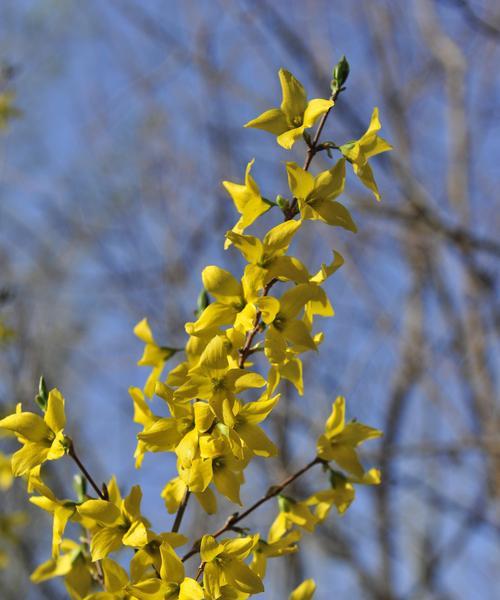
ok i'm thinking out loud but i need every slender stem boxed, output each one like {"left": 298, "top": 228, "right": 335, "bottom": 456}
{"left": 172, "top": 489, "right": 191, "bottom": 533}
{"left": 182, "top": 456, "right": 322, "bottom": 563}
{"left": 68, "top": 441, "right": 106, "bottom": 500}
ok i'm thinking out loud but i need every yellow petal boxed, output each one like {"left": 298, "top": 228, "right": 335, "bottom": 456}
{"left": 353, "top": 161, "right": 382, "bottom": 201}
{"left": 185, "top": 303, "right": 237, "bottom": 336}
{"left": 224, "top": 557, "right": 264, "bottom": 594}
{"left": 279, "top": 69, "right": 307, "bottom": 121}
{"left": 133, "top": 318, "right": 154, "bottom": 344}
{"left": 159, "top": 542, "right": 184, "bottom": 584}
{"left": 161, "top": 477, "right": 187, "bottom": 514}
{"left": 325, "top": 396, "right": 345, "bottom": 437}
{"left": 179, "top": 577, "right": 205, "bottom": 600}
{"left": 77, "top": 500, "right": 122, "bottom": 526}
{"left": 44, "top": 389, "right": 66, "bottom": 433}
{"left": 283, "top": 319, "right": 317, "bottom": 352}
{"left": 302, "top": 98, "right": 333, "bottom": 128}
{"left": 200, "top": 535, "right": 223, "bottom": 562}
{"left": 278, "top": 125, "right": 306, "bottom": 150}
{"left": 225, "top": 231, "right": 263, "bottom": 264}
{"left": 90, "top": 527, "right": 123, "bottom": 561}
{"left": 0, "top": 412, "right": 51, "bottom": 442}
{"left": 198, "top": 335, "right": 229, "bottom": 370}
{"left": 202, "top": 266, "right": 243, "bottom": 303}
{"left": 101, "top": 558, "right": 129, "bottom": 592}
{"left": 309, "top": 158, "right": 346, "bottom": 204}
{"left": 255, "top": 296, "right": 280, "bottom": 324}
{"left": 310, "top": 250, "right": 344, "bottom": 284}
{"left": 289, "top": 578, "right": 316, "bottom": 600}
{"left": 11, "top": 443, "right": 50, "bottom": 476}
{"left": 122, "top": 519, "right": 149, "bottom": 548}
{"left": 244, "top": 107, "right": 288, "bottom": 135}
{"left": 286, "top": 162, "right": 315, "bottom": 199}
{"left": 267, "top": 255, "right": 310, "bottom": 283}
{"left": 194, "top": 487, "right": 217, "bottom": 515}
{"left": 263, "top": 220, "right": 301, "bottom": 258}
{"left": 213, "top": 466, "right": 243, "bottom": 504}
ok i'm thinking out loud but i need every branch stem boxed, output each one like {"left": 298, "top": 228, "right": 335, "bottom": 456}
{"left": 182, "top": 456, "right": 322, "bottom": 563}
{"left": 172, "top": 489, "right": 191, "bottom": 533}
{"left": 68, "top": 442, "right": 106, "bottom": 500}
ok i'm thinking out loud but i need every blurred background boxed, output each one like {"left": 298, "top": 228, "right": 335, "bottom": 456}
{"left": 0, "top": 1, "right": 499, "bottom": 598}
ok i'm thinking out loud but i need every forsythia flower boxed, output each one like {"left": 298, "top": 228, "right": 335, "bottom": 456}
{"left": 200, "top": 534, "right": 263, "bottom": 597}
{"left": 244, "top": 69, "right": 333, "bottom": 150}
{"left": 134, "top": 318, "right": 178, "bottom": 397}
{"left": 130, "top": 542, "right": 204, "bottom": 600}
{"left": 31, "top": 539, "right": 93, "bottom": 600}
{"left": 286, "top": 159, "right": 357, "bottom": 231}
{"left": 0, "top": 389, "right": 68, "bottom": 476}
{"left": 250, "top": 530, "right": 301, "bottom": 578}
{"left": 340, "top": 107, "right": 392, "bottom": 200}
{"left": 268, "top": 495, "right": 318, "bottom": 543}
{"left": 316, "top": 396, "right": 382, "bottom": 478}
{"left": 78, "top": 483, "right": 152, "bottom": 561}
{"left": 226, "top": 219, "right": 309, "bottom": 285}
{"left": 222, "top": 159, "right": 271, "bottom": 240}
{"left": 306, "top": 468, "right": 381, "bottom": 521}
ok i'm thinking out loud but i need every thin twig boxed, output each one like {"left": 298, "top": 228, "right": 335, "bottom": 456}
{"left": 68, "top": 441, "right": 107, "bottom": 500}
{"left": 182, "top": 456, "right": 322, "bottom": 563}
{"left": 172, "top": 489, "right": 191, "bottom": 533}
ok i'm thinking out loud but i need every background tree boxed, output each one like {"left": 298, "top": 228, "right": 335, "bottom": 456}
{"left": 0, "top": 1, "right": 499, "bottom": 598}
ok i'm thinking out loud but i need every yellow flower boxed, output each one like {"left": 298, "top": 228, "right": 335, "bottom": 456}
{"left": 200, "top": 534, "right": 263, "bottom": 598}
{"left": 130, "top": 542, "right": 204, "bottom": 600}
{"left": 197, "top": 435, "right": 247, "bottom": 504}
{"left": 0, "top": 451, "right": 13, "bottom": 490}
{"left": 250, "top": 530, "right": 301, "bottom": 578}
{"left": 229, "top": 393, "right": 280, "bottom": 458}
{"left": 316, "top": 396, "right": 382, "bottom": 477}
{"left": 29, "top": 475, "right": 83, "bottom": 557}
{"left": 306, "top": 468, "right": 381, "bottom": 522}
{"left": 222, "top": 159, "right": 271, "bottom": 240}
{"left": 0, "top": 389, "right": 68, "bottom": 476}
{"left": 185, "top": 265, "right": 279, "bottom": 337}
{"left": 265, "top": 283, "right": 332, "bottom": 362}
{"left": 78, "top": 483, "right": 153, "bottom": 561}
{"left": 174, "top": 335, "right": 266, "bottom": 426}
{"left": 289, "top": 579, "right": 316, "bottom": 600}
{"left": 340, "top": 107, "right": 392, "bottom": 200}
{"left": 268, "top": 496, "right": 318, "bottom": 543}
{"left": 134, "top": 318, "right": 179, "bottom": 397}
{"left": 226, "top": 219, "right": 310, "bottom": 285}
{"left": 244, "top": 69, "right": 333, "bottom": 150}
{"left": 286, "top": 159, "right": 357, "bottom": 231}
{"left": 31, "top": 539, "right": 93, "bottom": 600}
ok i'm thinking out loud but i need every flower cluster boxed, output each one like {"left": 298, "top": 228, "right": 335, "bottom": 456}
{"left": 0, "top": 60, "right": 390, "bottom": 598}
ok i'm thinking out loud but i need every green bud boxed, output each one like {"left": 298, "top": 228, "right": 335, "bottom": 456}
{"left": 332, "top": 55, "right": 350, "bottom": 91}
{"left": 277, "top": 494, "right": 294, "bottom": 513}
{"left": 34, "top": 375, "right": 49, "bottom": 411}
{"left": 276, "top": 195, "right": 289, "bottom": 211}
{"left": 73, "top": 475, "right": 87, "bottom": 503}
{"left": 195, "top": 289, "right": 210, "bottom": 317}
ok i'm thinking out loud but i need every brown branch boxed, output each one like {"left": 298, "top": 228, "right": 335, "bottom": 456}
{"left": 68, "top": 441, "right": 107, "bottom": 501}
{"left": 182, "top": 456, "right": 323, "bottom": 563}
{"left": 171, "top": 489, "right": 191, "bottom": 533}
